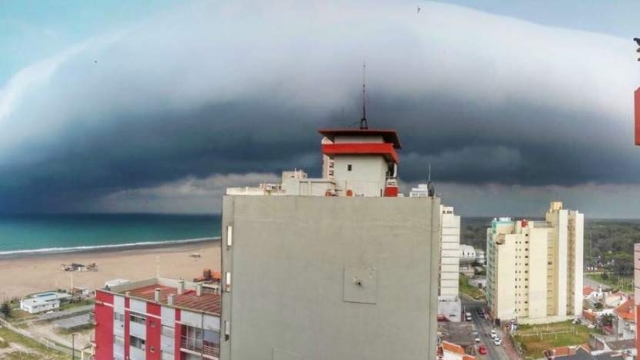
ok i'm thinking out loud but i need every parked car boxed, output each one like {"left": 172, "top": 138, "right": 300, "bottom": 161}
{"left": 478, "top": 345, "right": 487, "bottom": 355}
{"left": 493, "top": 337, "right": 502, "bottom": 346}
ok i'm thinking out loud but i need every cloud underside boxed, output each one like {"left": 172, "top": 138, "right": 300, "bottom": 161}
{"left": 0, "top": 0, "right": 639, "bottom": 215}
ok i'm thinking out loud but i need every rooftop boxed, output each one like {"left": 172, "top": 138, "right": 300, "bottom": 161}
{"left": 613, "top": 298, "right": 635, "bottom": 322}
{"left": 104, "top": 278, "right": 221, "bottom": 315}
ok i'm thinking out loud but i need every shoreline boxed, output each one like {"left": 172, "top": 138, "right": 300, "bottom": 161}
{"left": 0, "top": 239, "right": 221, "bottom": 299}
{"left": 0, "top": 237, "right": 220, "bottom": 260}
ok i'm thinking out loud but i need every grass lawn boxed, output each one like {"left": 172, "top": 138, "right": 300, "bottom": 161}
{"left": 585, "top": 273, "right": 633, "bottom": 293}
{"left": 58, "top": 299, "right": 94, "bottom": 311}
{"left": 459, "top": 274, "right": 486, "bottom": 301}
{"left": 514, "top": 321, "right": 593, "bottom": 359}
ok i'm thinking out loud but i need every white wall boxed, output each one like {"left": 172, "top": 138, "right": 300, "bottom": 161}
{"left": 332, "top": 155, "right": 388, "bottom": 197}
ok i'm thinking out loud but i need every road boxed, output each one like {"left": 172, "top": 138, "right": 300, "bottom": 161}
{"left": 462, "top": 296, "right": 512, "bottom": 360}
{"left": 583, "top": 274, "right": 608, "bottom": 290}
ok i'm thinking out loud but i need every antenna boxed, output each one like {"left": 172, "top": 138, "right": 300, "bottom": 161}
{"left": 428, "top": 163, "right": 431, "bottom": 182}
{"left": 360, "top": 62, "right": 368, "bottom": 130}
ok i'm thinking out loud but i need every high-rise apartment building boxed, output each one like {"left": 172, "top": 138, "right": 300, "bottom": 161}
{"left": 486, "top": 202, "right": 583, "bottom": 324}
{"left": 220, "top": 126, "right": 441, "bottom": 360}
{"left": 410, "top": 183, "right": 461, "bottom": 322}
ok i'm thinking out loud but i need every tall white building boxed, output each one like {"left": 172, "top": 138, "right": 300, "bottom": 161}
{"left": 486, "top": 202, "right": 583, "bottom": 324}
{"left": 410, "top": 185, "right": 461, "bottom": 322}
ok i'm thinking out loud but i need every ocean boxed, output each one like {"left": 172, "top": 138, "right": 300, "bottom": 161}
{"left": 0, "top": 214, "right": 221, "bottom": 257}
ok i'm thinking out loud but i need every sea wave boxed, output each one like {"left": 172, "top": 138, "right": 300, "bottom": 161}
{"left": 0, "top": 237, "right": 220, "bottom": 258}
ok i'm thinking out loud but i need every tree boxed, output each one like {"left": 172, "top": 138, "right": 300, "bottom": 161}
{"left": 0, "top": 301, "right": 11, "bottom": 319}
{"left": 601, "top": 313, "right": 615, "bottom": 327}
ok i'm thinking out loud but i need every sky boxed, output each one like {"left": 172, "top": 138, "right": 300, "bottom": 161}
{"left": 1, "top": 0, "right": 640, "bottom": 218}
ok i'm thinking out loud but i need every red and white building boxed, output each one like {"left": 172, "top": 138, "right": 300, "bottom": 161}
{"left": 634, "top": 243, "right": 640, "bottom": 355}
{"left": 93, "top": 278, "right": 221, "bottom": 360}
{"left": 227, "top": 127, "right": 401, "bottom": 198}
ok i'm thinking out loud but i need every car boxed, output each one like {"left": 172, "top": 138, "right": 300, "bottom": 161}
{"left": 475, "top": 337, "right": 481, "bottom": 343}
{"left": 479, "top": 312, "right": 485, "bottom": 318}
{"left": 493, "top": 337, "right": 502, "bottom": 346}
{"left": 478, "top": 345, "right": 487, "bottom": 355}
{"left": 472, "top": 330, "right": 479, "bottom": 336}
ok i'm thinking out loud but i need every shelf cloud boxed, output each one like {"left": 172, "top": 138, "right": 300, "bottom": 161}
{"left": 0, "top": 0, "right": 638, "bottom": 215}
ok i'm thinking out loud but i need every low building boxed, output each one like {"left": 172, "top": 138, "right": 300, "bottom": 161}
{"left": 437, "top": 341, "right": 476, "bottom": 360}
{"left": 92, "top": 278, "right": 221, "bottom": 360}
{"left": 20, "top": 291, "right": 72, "bottom": 314}
{"left": 613, "top": 299, "right": 635, "bottom": 340}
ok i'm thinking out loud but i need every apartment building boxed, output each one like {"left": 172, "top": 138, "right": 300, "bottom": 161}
{"left": 92, "top": 278, "right": 221, "bottom": 360}
{"left": 220, "top": 125, "right": 441, "bottom": 359}
{"left": 486, "top": 202, "right": 583, "bottom": 324}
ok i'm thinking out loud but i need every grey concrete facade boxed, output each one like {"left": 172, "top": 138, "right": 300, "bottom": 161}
{"left": 219, "top": 195, "right": 441, "bottom": 360}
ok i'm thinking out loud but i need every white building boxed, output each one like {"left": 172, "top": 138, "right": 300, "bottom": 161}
{"left": 486, "top": 202, "right": 583, "bottom": 324}
{"left": 20, "top": 292, "right": 71, "bottom": 314}
{"left": 411, "top": 185, "right": 461, "bottom": 322}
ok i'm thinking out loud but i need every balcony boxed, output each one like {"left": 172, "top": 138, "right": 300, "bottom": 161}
{"left": 180, "top": 337, "right": 219, "bottom": 359}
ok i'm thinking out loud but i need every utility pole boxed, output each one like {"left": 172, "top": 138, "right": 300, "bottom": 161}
{"left": 71, "top": 333, "right": 76, "bottom": 360}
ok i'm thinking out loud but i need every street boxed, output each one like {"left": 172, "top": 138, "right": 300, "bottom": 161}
{"left": 462, "top": 296, "right": 513, "bottom": 360}
{"left": 583, "top": 274, "right": 608, "bottom": 290}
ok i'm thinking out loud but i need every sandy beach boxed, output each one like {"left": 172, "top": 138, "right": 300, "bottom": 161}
{"left": 0, "top": 240, "right": 221, "bottom": 300}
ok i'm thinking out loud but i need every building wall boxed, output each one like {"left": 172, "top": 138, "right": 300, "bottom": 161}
{"left": 331, "top": 155, "right": 388, "bottom": 197}
{"left": 527, "top": 228, "right": 548, "bottom": 319}
{"left": 494, "top": 233, "right": 517, "bottom": 320}
{"left": 634, "top": 243, "right": 640, "bottom": 356}
{"left": 146, "top": 302, "right": 162, "bottom": 360}
{"left": 220, "top": 196, "right": 441, "bottom": 360}
{"left": 569, "top": 211, "right": 584, "bottom": 316}
{"left": 486, "top": 219, "right": 515, "bottom": 317}
{"left": 95, "top": 291, "right": 114, "bottom": 360}
{"left": 440, "top": 206, "right": 460, "bottom": 298}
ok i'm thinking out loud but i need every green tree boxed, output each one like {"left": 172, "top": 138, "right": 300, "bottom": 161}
{"left": 0, "top": 301, "right": 11, "bottom": 319}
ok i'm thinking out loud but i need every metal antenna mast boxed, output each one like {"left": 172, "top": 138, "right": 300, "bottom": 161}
{"left": 360, "top": 62, "right": 368, "bottom": 129}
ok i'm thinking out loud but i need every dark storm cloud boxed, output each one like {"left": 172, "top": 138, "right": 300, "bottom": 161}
{"left": 0, "top": 0, "right": 638, "bottom": 213}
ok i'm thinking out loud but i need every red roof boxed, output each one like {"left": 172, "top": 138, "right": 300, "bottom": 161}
{"left": 614, "top": 298, "right": 635, "bottom": 322}
{"left": 441, "top": 341, "right": 465, "bottom": 355}
{"left": 125, "top": 284, "right": 221, "bottom": 315}
{"left": 318, "top": 128, "right": 402, "bottom": 149}
{"left": 583, "top": 286, "right": 594, "bottom": 296}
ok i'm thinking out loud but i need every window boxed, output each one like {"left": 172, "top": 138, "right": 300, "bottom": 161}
{"left": 347, "top": 164, "right": 352, "bottom": 171}
{"left": 114, "top": 312, "right": 125, "bottom": 322}
{"left": 130, "top": 335, "right": 145, "bottom": 350}
{"left": 130, "top": 313, "right": 146, "bottom": 324}
{"left": 162, "top": 325, "right": 175, "bottom": 338}
{"left": 181, "top": 325, "right": 220, "bottom": 357}
{"left": 114, "top": 335, "right": 124, "bottom": 346}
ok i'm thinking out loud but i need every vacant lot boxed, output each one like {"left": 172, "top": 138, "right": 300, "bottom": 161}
{"left": 514, "top": 321, "right": 593, "bottom": 359}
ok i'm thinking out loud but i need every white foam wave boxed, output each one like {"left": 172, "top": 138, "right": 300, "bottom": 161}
{"left": 0, "top": 237, "right": 220, "bottom": 258}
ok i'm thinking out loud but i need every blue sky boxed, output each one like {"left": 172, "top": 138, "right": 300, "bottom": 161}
{"left": 0, "top": 0, "right": 639, "bottom": 217}
{"left": 0, "top": 0, "right": 177, "bottom": 83}
{"left": 441, "top": 0, "right": 640, "bottom": 39}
